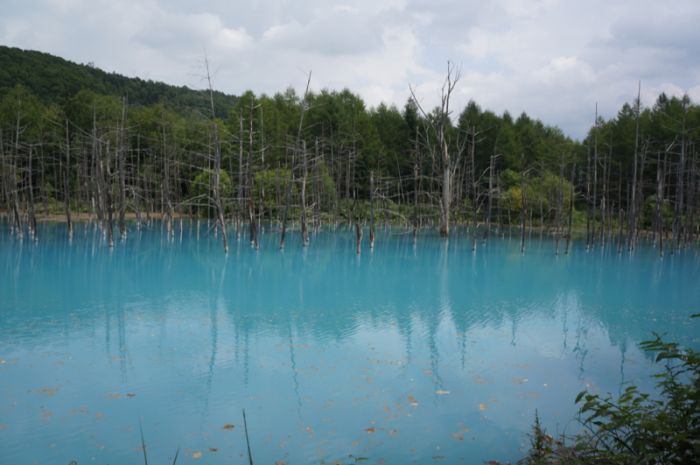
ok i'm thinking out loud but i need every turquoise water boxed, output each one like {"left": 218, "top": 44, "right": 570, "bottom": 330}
{"left": 1, "top": 222, "right": 699, "bottom": 465}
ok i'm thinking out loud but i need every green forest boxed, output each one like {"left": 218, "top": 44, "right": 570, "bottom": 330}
{"left": 1, "top": 45, "right": 698, "bottom": 253}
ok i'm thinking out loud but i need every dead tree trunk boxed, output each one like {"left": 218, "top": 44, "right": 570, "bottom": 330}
{"left": 238, "top": 111, "right": 245, "bottom": 231}
{"left": 520, "top": 154, "right": 527, "bottom": 254}
{"left": 486, "top": 154, "right": 496, "bottom": 241}
{"left": 11, "top": 107, "right": 23, "bottom": 238}
{"left": 555, "top": 152, "right": 564, "bottom": 255}
{"left": 628, "top": 82, "right": 641, "bottom": 252}
{"left": 63, "top": 119, "right": 73, "bottom": 238}
{"left": 27, "top": 145, "right": 37, "bottom": 240}
{"left": 369, "top": 170, "right": 375, "bottom": 249}
{"left": 204, "top": 55, "right": 228, "bottom": 253}
{"left": 565, "top": 163, "right": 576, "bottom": 255}
{"left": 300, "top": 139, "right": 309, "bottom": 246}
{"left": 655, "top": 150, "right": 665, "bottom": 256}
{"left": 247, "top": 99, "right": 258, "bottom": 249}
{"left": 279, "top": 71, "right": 311, "bottom": 249}
{"left": 118, "top": 97, "right": 127, "bottom": 240}
{"left": 410, "top": 62, "right": 461, "bottom": 238}
{"left": 591, "top": 104, "right": 599, "bottom": 248}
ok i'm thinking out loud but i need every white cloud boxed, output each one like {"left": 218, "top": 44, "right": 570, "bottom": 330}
{"left": 1, "top": 0, "right": 699, "bottom": 138}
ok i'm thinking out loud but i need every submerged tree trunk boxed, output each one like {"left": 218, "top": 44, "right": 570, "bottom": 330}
{"left": 118, "top": 97, "right": 127, "bottom": 240}
{"left": 628, "top": 82, "right": 641, "bottom": 252}
{"left": 565, "top": 163, "right": 576, "bottom": 255}
{"left": 63, "top": 119, "right": 73, "bottom": 239}
{"left": 486, "top": 154, "right": 495, "bottom": 241}
{"left": 369, "top": 170, "right": 375, "bottom": 249}
{"left": 520, "top": 154, "right": 526, "bottom": 254}
{"left": 300, "top": 140, "right": 309, "bottom": 246}
{"left": 440, "top": 164, "right": 451, "bottom": 237}
{"left": 27, "top": 145, "right": 37, "bottom": 240}
{"left": 555, "top": 152, "right": 564, "bottom": 255}
{"left": 205, "top": 55, "right": 228, "bottom": 253}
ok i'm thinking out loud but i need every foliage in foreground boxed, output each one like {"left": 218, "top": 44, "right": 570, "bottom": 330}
{"left": 519, "top": 315, "right": 700, "bottom": 465}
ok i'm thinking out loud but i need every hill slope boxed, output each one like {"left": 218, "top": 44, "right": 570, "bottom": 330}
{"left": 0, "top": 45, "right": 236, "bottom": 117}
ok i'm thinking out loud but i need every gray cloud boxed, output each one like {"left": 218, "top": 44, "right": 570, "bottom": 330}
{"left": 1, "top": 0, "right": 699, "bottom": 138}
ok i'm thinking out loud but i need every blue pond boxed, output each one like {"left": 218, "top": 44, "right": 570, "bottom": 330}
{"left": 1, "top": 222, "right": 699, "bottom": 465}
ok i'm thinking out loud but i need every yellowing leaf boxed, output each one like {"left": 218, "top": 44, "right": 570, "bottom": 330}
{"left": 365, "top": 427, "right": 376, "bottom": 433}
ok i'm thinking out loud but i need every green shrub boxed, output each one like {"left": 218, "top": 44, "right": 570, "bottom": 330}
{"left": 520, "top": 314, "right": 700, "bottom": 465}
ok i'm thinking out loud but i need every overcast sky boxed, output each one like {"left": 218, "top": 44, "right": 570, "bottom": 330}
{"left": 2, "top": 0, "right": 700, "bottom": 138}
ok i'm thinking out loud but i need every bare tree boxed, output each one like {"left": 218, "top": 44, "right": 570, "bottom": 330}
{"left": 410, "top": 61, "right": 464, "bottom": 237}
{"left": 204, "top": 54, "right": 228, "bottom": 253}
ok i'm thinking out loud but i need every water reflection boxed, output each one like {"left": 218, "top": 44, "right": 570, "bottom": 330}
{"left": 0, "top": 222, "right": 698, "bottom": 465}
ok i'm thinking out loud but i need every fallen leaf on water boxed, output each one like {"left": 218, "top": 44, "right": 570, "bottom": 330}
{"left": 435, "top": 390, "right": 450, "bottom": 395}
{"left": 432, "top": 456, "right": 445, "bottom": 461}
{"left": 407, "top": 394, "right": 418, "bottom": 406}
{"left": 126, "top": 393, "right": 136, "bottom": 398}
{"left": 95, "top": 412, "right": 104, "bottom": 420}
{"left": 473, "top": 375, "right": 492, "bottom": 385}
{"left": 512, "top": 377, "right": 528, "bottom": 385}
{"left": 452, "top": 432, "right": 464, "bottom": 441}
{"left": 222, "top": 424, "right": 235, "bottom": 430}
{"left": 208, "top": 447, "right": 218, "bottom": 452}
{"left": 40, "top": 387, "right": 58, "bottom": 397}
{"left": 192, "top": 451, "right": 202, "bottom": 459}
{"left": 107, "top": 393, "right": 122, "bottom": 400}
{"left": 365, "top": 427, "right": 376, "bottom": 433}
{"left": 478, "top": 403, "right": 487, "bottom": 411}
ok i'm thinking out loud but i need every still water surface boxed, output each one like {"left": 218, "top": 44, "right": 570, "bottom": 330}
{"left": 1, "top": 223, "right": 699, "bottom": 465}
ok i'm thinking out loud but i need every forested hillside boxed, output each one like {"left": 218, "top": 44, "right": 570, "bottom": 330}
{"left": 0, "top": 45, "right": 235, "bottom": 118}
{"left": 1, "top": 46, "right": 698, "bottom": 254}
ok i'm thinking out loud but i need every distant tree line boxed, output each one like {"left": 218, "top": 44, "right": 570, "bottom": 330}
{"left": 0, "top": 47, "right": 698, "bottom": 254}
